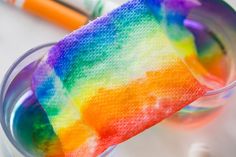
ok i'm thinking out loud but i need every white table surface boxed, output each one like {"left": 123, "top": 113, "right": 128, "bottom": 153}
{"left": 1, "top": 1, "right": 236, "bottom": 157}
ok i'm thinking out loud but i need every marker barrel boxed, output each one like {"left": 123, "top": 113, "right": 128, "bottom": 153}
{"left": 5, "top": 0, "right": 89, "bottom": 31}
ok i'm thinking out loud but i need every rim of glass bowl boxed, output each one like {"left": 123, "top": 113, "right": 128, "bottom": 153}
{"left": 0, "top": 43, "right": 236, "bottom": 156}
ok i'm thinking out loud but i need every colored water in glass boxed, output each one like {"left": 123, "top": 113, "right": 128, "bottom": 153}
{"left": 10, "top": 63, "right": 57, "bottom": 156}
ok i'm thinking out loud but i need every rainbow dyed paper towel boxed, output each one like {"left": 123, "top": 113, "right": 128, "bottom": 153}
{"left": 31, "top": 0, "right": 230, "bottom": 156}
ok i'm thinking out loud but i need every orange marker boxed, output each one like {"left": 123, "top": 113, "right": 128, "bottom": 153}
{"left": 4, "top": 0, "right": 89, "bottom": 31}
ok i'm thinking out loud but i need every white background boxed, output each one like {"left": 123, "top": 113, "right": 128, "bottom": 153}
{"left": 1, "top": 0, "right": 236, "bottom": 157}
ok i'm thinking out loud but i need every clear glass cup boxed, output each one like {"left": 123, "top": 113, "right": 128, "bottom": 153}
{"left": 165, "top": 0, "right": 236, "bottom": 129}
{"left": 0, "top": 43, "right": 114, "bottom": 157}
